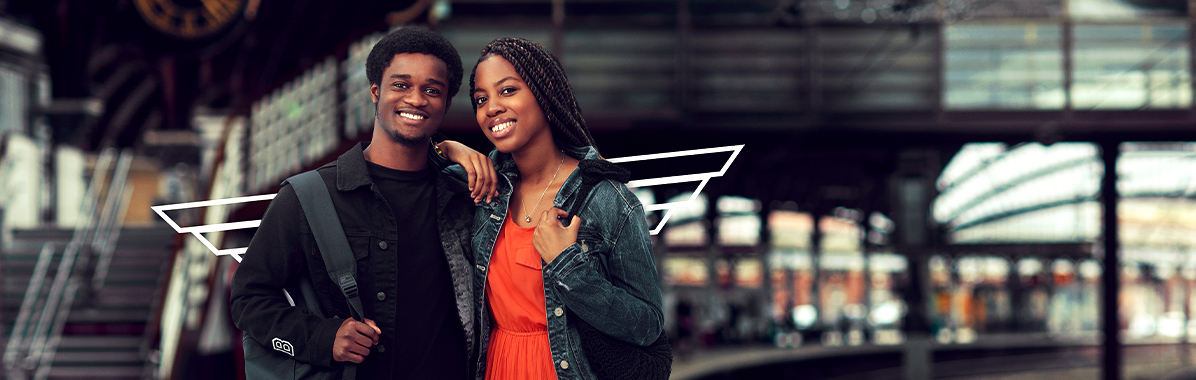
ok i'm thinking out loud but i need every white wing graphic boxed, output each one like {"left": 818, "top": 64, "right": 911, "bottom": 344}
{"left": 607, "top": 144, "right": 745, "bottom": 234}
{"left": 153, "top": 145, "right": 744, "bottom": 260}
{"left": 150, "top": 194, "right": 276, "bottom": 262}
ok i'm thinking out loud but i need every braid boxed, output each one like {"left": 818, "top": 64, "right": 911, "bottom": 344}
{"left": 470, "top": 38, "right": 599, "bottom": 151}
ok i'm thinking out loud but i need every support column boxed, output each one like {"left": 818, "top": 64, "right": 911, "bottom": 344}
{"left": 903, "top": 253, "right": 932, "bottom": 380}
{"left": 1183, "top": 257, "right": 1192, "bottom": 366}
{"left": 1181, "top": 261, "right": 1191, "bottom": 365}
{"left": 860, "top": 214, "right": 872, "bottom": 345}
{"left": 811, "top": 211, "right": 823, "bottom": 332}
{"left": 759, "top": 203, "right": 775, "bottom": 339}
{"left": 1100, "top": 141, "right": 1122, "bottom": 380}
{"left": 1008, "top": 256, "right": 1024, "bottom": 332}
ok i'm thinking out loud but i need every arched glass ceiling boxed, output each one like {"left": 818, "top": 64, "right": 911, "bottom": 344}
{"left": 935, "top": 142, "right": 1196, "bottom": 244}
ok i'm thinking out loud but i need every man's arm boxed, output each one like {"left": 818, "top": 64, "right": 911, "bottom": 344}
{"left": 230, "top": 184, "right": 345, "bottom": 367}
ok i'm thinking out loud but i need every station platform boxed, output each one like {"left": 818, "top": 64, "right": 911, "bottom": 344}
{"left": 670, "top": 333, "right": 1196, "bottom": 379}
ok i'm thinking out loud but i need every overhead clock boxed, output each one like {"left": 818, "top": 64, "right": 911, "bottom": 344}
{"left": 134, "top": 0, "right": 246, "bottom": 39}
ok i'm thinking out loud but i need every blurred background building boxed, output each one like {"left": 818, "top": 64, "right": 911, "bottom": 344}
{"left": 0, "top": 0, "right": 1194, "bottom": 379}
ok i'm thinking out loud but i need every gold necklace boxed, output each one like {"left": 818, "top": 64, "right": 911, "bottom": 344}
{"left": 519, "top": 156, "right": 566, "bottom": 223}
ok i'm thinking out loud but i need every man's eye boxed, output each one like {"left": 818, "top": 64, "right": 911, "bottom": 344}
{"left": 393, "top": 83, "right": 408, "bottom": 89}
{"left": 425, "top": 88, "right": 441, "bottom": 95}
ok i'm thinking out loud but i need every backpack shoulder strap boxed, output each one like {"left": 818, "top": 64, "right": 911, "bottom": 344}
{"left": 564, "top": 159, "right": 631, "bottom": 222}
{"left": 284, "top": 170, "right": 365, "bottom": 380}
{"left": 283, "top": 170, "right": 366, "bottom": 322}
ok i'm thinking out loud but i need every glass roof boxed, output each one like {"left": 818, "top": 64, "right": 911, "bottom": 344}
{"left": 935, "top": 142, "right": 1196, "bottom": 244}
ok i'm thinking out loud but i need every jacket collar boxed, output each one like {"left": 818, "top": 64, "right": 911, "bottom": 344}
{"left": 335, "top": 142, "right": 373, "bottom": 191}
{"left": 489, "top": 144, "right": 601, "bottom": 208}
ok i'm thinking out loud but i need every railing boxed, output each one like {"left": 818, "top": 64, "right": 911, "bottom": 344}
{"left": 90, "top": 151, "right": 134, "bottom": 293}
{"left": 1, "top": 148, "right": 135, "bottom": 380}
{"left": 2, "top": 243, "right": 56, "bottom": 373}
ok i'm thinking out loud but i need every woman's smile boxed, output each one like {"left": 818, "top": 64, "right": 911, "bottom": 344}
{"left": 489, "top": 118, "right": 517, "bottom": 139}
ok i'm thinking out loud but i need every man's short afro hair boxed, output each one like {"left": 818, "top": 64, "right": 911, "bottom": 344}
{"left": 366, "top": 27, "right": 463, "bottom": 99}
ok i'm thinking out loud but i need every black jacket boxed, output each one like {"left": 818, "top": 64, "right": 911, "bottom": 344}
{"left": 230, "top": 143, "right": 476, "bottom": 377}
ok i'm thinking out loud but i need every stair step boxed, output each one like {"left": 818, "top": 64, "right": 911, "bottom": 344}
{"left": 61, "top": 322, "right": 145, "bottom": 335}
{"left": 65, "top": 309, "right": 150, "bottom": 323}
{"left": 50, "top": 350, "right": 142, "bottom": 364}
{"left": 46, "top": 366, "right": 143, "bottom": 379}
{"left": 1, "top": 227, "right": 173, "bottom": 380}
{"left": 57, "top": 335, "right": 142, "bottom": 348}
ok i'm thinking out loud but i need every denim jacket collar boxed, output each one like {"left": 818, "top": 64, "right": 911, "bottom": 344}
{"left": 489, "top": 144, "right": 600, "bottom": 209}
{"left": 335, "top": 142, "right": 373, "bottom": 191}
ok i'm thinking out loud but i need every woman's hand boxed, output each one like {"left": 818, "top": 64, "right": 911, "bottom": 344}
{"left": 438, "top": 140, "right": 498, "bottom": 203}
{"left": 533, "top": 207, "right": 580, "bottom": 264}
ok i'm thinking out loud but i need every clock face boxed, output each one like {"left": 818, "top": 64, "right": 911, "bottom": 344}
{"left": 134, "top": 0, "right": 245, "bottom": 39}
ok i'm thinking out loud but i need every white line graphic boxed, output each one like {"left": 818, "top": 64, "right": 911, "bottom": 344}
{"left": 153, "top": 145, "right": 743, "bottom": 259}
{"left": 151, "top": 194, "right": 276, "bottom": 262}
{"left": 609, "top": 144, "right": 744, "bottom": 234}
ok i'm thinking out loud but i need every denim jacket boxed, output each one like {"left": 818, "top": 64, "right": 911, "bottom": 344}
{"left": 448, "top": 145, "right": 664, "bottom": 380}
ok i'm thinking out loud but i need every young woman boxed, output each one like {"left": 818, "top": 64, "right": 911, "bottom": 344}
{"left": 443, "top": 37, "right": 664, "bottom": 380}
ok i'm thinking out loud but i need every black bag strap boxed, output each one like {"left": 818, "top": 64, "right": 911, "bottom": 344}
{"left": 285, "top": 170, "right": 365, "bottom": 380}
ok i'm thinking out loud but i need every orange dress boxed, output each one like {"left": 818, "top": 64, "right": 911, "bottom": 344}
{"left": 484, "top": 213, "right": 558, "bottom": 380}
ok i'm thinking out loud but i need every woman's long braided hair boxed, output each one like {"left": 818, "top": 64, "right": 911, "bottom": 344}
{"left": 470, "top": 37, "right": 599, "bottom": 152}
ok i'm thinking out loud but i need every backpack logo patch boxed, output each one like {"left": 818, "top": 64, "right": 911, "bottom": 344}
{"left": 272, "top": 338, "right": 295, "bottom": 356}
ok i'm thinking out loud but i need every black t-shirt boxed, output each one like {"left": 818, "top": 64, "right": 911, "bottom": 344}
{"left": 366, "top": 161, "right": 465, "bottom": 380}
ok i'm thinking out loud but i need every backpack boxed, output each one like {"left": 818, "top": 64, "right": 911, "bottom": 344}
{"left": 562, "top": 159, "right": 673, "bottom": 380}
{"left": 242, "top": 170, "right": 366, "bottom": 380}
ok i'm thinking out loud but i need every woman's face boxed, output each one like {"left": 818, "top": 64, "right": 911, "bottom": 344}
{"left": 472, "top": 54, "right": 550, "bottom": 154}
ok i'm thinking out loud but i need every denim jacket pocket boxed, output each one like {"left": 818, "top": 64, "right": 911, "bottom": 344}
{"left": 343, "top": 230, "right": 372, "bottom": 261}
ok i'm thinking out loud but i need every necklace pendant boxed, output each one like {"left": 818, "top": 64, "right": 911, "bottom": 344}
{"left": 524, "top": 216, "right": 532, "bottom": 223}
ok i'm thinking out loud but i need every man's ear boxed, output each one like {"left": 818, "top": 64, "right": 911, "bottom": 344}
{"left": 370, "top": 83, "right": 380, "bottom": 104}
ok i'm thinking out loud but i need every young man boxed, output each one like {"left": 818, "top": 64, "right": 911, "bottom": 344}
{"left": 231, "top": 27, "right": 495, "bottom": 379}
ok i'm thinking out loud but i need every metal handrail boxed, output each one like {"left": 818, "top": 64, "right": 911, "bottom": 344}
{"left": 2, "top": 243, "right": 55, "bottom": 372}
{"left": 2, "top": 148, "right": 115, "bottom": 379}
{"left": 91, "top": 150, "right": 134, "bottom": 291}
{"left": 31, "top": 149, "right": 135, "bottom": 380}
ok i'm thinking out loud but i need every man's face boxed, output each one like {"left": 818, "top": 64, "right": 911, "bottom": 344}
{"left": 371, "top": 53, "right": 451, "bottom": 147}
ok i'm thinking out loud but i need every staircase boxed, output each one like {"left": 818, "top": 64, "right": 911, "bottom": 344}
{"left": 2, "top": 226, "right": 177, "bottom": 379}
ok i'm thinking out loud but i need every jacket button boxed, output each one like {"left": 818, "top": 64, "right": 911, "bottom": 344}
{"left": 554, "top": 307, "right": 563, "bottom": 317}
{"left": 560, "top": 360, "right": 569, "bottom": 369}
{"left": 377, "top": 292, "right": 386, "bottom": 301}
{"left": 378, "top": 241, "right": 388, "bottom": 250}
{"left": 378, "top": 344, "right": 385, "bottom": 353}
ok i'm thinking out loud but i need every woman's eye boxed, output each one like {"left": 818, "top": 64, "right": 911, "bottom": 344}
{"left": 501, "top": 87, "right": 516, "bottom": 95}
{"left": 474, "top": 96, "right": 487, "bottom": 105}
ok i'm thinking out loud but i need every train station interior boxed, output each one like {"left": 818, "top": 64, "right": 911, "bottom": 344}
{"left": 1, "top": 0, "right": 1195, "bottom": 379}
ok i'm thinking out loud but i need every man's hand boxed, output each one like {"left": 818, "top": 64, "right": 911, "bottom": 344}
{"left": 532, "top": 208, "right": 581, "bottom": 264}
{"left": 332, "top": 318, "right": 380, "bottom": 364}
{"left": 438, "top": 140, "right": 498, "bottom": 203}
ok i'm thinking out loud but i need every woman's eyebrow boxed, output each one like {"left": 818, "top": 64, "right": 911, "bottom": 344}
{"left": 492, "top": 76, "right": 517, "bottom": 87}
{"left": 474, "top": 76, "right": 519, "bottom": 94}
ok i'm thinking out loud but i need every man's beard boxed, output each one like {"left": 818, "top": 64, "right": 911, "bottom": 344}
{"left": 376, "top": 107, "right": 429, "bottom": 148}
{"left": 384, "top": 124, "right": 427, "bottom": 147}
